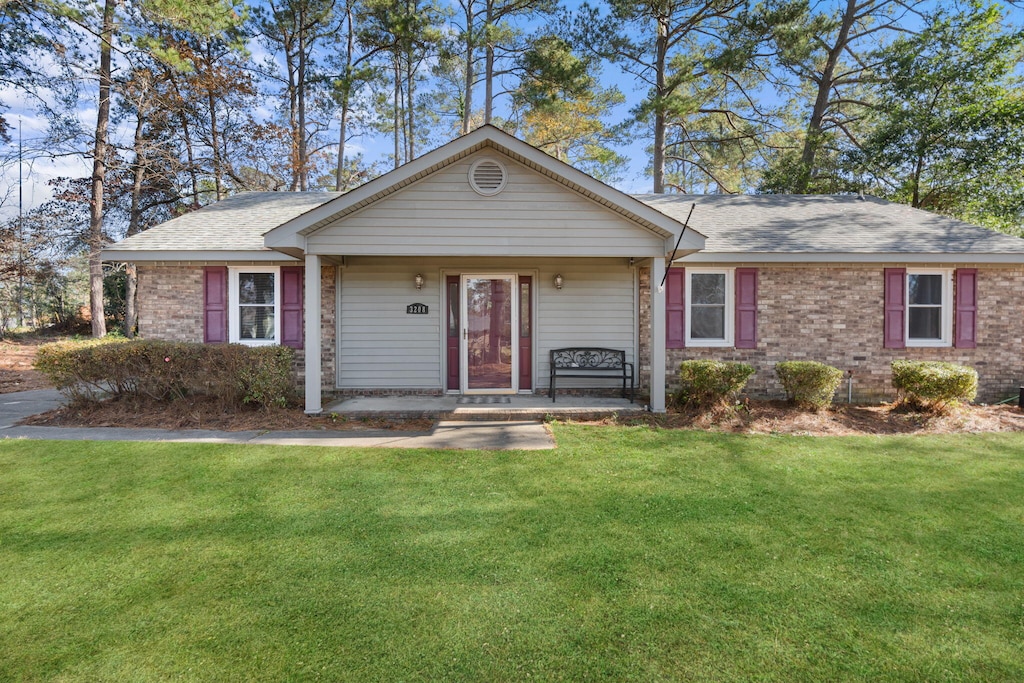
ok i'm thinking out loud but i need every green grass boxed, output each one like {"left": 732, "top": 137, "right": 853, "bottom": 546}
{"left": 2, "top": 428, "right": 1023, "bottom": 682}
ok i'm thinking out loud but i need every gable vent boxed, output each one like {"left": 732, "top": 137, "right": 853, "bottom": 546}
{"left": 469, "top": 158, "right": 507, "bottom": 196}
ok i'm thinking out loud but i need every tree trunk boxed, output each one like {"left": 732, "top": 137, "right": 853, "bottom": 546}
{"left": 165, "top": 69, "right": 201, "bottom": 208}
{"left": 297, "top": 3, "right": 308, "bottom": 191}
{"left": 125, "top": 108, "right": 147, "bottom": 338}
{"left": 484, "top": 0, "right": 493, "bottom": 125}
{"left": 652, "top": 11, "right": 668, "bottom": 193}
{"left": 393, "top": 60, "right": 401, "bottom": 169}
{"left": 406, "top": 48, "right": 415, "bottom": 160}
{"left": 336, "top": 95, "right": 349, "bottom": 190}
{"left": 206, "top": 41, "right": 225, "bottom": 200}
{"left": 283, "top": 17, "right": 300, "bottom": 191}
{"left": 462, "top": 0, "right": 474, "bottom": 134}
{"left": 124, "top": 263, "right": 138, "bottom": 337}
{"left": 798, "top": 0, "right": 857, "bottom": 193}
{"left": 335, "top": 4, "right": 355, "bottom": 190}
{"left": 88, "top": 0, "right": 115, "bottom": 338}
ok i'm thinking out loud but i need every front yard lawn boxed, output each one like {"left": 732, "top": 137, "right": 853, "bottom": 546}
{"left": 2, "top": 426, "right": 1023, "bottom": 681}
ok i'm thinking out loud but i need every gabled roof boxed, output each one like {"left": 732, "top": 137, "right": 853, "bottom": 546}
{"left": 637, "top": 194, "right": 1024, "bottom": 263}
{"left": 100, "top": 134, "right": 1024, "bottom": 266}
{"left": 264, "top": 124, "right": 702, "bottom": 252}
{"left": 102, "top": 192, "right": 341, "bottom": 261}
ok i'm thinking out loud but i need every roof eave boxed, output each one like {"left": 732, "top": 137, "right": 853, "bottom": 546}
{"left": 676, "top": 251, "right": 1024, "bottom": 264}
{"left": 102, "top": 249, "right": 299, "bottom": 263}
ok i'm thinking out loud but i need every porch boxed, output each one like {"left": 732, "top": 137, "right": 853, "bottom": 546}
{"left": 323, "top": 394, "right": 646, "bottom": 421}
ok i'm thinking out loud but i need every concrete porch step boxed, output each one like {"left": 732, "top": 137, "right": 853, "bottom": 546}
{"left": 323, "top": 395, "right": 647, "bottom": 421}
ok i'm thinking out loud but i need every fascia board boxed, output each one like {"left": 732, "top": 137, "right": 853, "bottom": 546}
{"left": 102, "top": 249, "right": 299, "bottom": 262}
{"left": 676, "top": 251, "right": 1024, "bottom": 264}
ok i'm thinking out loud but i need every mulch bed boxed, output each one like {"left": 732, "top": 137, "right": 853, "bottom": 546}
{"left": 20, "top": 395, "right": 1024, "bottom": 436}
{"left": 23, "top": 397, "right": 435, "bottom": 433}
{"left": 10, "top": 329, "right": 1023, "bottom": 437}
{"left": 595, "top": 399, "right": 1024, "bottom": 436}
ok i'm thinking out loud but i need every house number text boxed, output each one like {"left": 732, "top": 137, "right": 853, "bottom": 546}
{"left": 406, "top": 303, "right": 429, "bottom": 314}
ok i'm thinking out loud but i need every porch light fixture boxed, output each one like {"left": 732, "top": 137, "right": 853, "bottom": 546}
{"left": 554, "top": 274, "right": 564, "bottom": 290}
{"left": 414, "top": 273, "right": 425, "bottom": 290}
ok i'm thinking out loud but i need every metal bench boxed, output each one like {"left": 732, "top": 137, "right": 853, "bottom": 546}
{"left": 549, "top": 348, "right": 634, "bottom": 403}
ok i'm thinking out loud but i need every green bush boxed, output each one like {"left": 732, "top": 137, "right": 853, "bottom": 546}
{"left": 775, "top": 360, "right": 844, "bottom": 410}
{"left": 676, "top": 360, "right": 755, "bottom": 407}
{"left": 891, "top": 360, "right": 978, "bottom": 411}
{"left": 35, "top": 339, "right": 296, "bottom": 409}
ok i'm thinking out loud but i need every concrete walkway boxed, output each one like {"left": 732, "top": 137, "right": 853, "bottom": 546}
{"left": 0, "top": 390, "right": 555, "bottom": 450}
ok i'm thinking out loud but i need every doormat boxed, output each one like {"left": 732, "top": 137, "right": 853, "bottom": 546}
{"left": 457, "top": 396, "right": 512, "bottom": 405}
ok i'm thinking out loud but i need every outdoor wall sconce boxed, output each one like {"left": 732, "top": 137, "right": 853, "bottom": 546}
{"left": 553, "top": 274, "right": 564, "bottom": 290}
{"left": 414, "top": 273, "right": 425, "bottom": 290}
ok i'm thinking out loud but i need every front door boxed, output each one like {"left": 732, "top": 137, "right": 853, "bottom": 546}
{"left": 462, "top": 274, "right": 517, "bottom": 393}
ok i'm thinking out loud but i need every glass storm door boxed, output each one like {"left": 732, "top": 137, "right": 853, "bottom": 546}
{"left": 462, "top": 275, "right": 517, "bottom": 393}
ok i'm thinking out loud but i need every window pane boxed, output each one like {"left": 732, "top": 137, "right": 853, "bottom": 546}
{"left": 520, "top": 282, "right": 530, "bottom": 338}
{"left": 691, "top": 306, "right": 725, "bottom": 339}
{"left": 240, "top": 306, "right": 275, "bottom": 340}
{"left": 239, "top": 273, "right": 275, "bottom": 304}
{"left": 908, "top": 307, "right": 941, "bottom": 340}
{"left": 908, "top": 274, "right": 942, "bottom": 305}
{"left": 691, "top": 273, "right": 725, "bottom": 305}
{"left": 447, "top": 282, "right": 459, "bottom": 337}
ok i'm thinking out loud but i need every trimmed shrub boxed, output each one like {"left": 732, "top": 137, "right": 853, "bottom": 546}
{"left": 775, "top": 360, "right": 844, "bottom": 410}
{"left": 35, "top": 339, "right": 296, "bottom": 409}
{"left": 891, "top": 360, "right": 977, "bottom": 411}
{"left": 34, "top": 338, "right": 132, "bottom": 403}
{"left": 676, "top": 360, "right": 755, "bottom": 407}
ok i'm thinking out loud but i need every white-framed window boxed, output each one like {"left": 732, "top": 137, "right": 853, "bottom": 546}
{"left": 229, "top": 266, "right": 280, "bottom": 346}
{"left": 686, "top": 267, "right": 734, "bottom": 347}
{"left": 906, "top": 268, "right": 952, "bottom": 347}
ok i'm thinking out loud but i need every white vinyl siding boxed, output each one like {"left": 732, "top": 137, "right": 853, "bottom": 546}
{"left": 307, "top": 152, "right": 667, "bottom": 258}
{"left": 338, "top": 263, "right": 442, "bottom": 389}
{"left": 336, "top": 257, "right": 636, "bottom": 391}
{"left": 534, "top": 264, "right": 635, "bottom": 390}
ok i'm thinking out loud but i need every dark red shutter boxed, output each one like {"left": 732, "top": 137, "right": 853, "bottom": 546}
{"left": 735, "top": 268, "right": 758, "bottom": 349}
{"left": 954, "top": 268, "right": 977, "bottom": 348}
{"left": 666, "top": 268, "right": 685, "bottom": 349}
{"left": 203, "top": 266, "right": 228, "bottom": 344}
{"left": 280, "top": 266, "right": 304, "bottom": 349}
{"left": 883, "top": 268, "right": 906, "bottom": 349}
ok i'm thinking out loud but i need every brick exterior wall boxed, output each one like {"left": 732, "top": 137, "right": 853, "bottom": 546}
{"left": 137, "top": 266, "right": 204, "bottom": 342}
{"left": 640, "top": 265, "right": 1024, "bottom": 403}
{"left": 137, "top": 264, "right": 336, "bottom": 392}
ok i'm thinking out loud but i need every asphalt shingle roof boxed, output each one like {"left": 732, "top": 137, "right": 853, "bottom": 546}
{"left": 109, "top": 192, "right": 342, "bottom": 252}
{"left": 107, "top": 190, "right": 1024, "bottom": 257}
{"left": 633, "top": 193, "right": 1024, "bottom": 254}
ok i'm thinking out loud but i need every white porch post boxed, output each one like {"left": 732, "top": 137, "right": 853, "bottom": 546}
{"left": 304, "top": 253, "right": 322, "bottom": 415}
{"left": 650, "top": 257, "right": 667, "bottom": 413}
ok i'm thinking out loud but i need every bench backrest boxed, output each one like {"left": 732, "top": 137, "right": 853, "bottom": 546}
{"left": 550, "top": 348, "right": 626, "bottom": 370}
